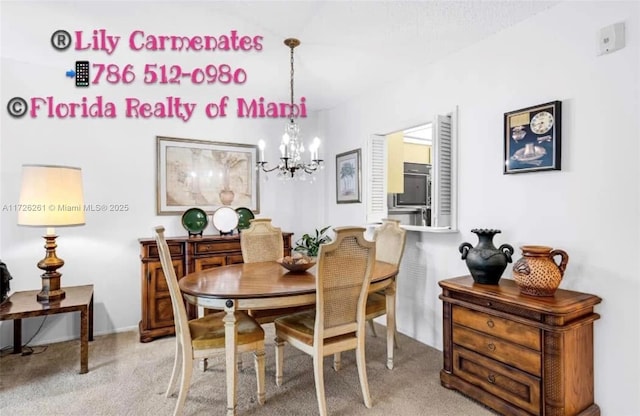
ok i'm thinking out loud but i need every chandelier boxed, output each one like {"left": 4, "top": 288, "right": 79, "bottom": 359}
{"left": 257, "top": 38, "right": 323, "bottom": 180}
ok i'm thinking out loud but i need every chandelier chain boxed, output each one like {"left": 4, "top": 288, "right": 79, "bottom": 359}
{"left": 289, "top": 43, "right": 295, "bottom": 119}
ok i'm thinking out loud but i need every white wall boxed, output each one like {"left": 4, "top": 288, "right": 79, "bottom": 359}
{"left": 319, "top": 2, "right": 639, "bottom": 415}
{"left": 1, "top": 1, "right": 638, "bottom": 414}
{"left": 0, "top": 2, "right": 323, "bottom": 343}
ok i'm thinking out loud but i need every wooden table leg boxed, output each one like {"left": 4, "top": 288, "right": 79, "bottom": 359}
{"left": 88, "top": 293, "right": 94, "bottom": 341}
{"left": 13, "top": 318, "right": 22, "bottom": 354}
{"left": 385, "top": 282, "right": 397, "bottom": 370}
{"left": 223, "top": 300, "right": 238, "bottom": 416}
{"left": 80, "top": 306, "right": 88, "bottom": 374}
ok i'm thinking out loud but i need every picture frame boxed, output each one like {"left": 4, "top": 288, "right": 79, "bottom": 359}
{"left": 156, "top": 136, "right": 259, "bottom": 215}
{"left": 336, "top": 148, "right": 362, "bottom": 204}
{"left": 504, "top": 100, "right": 562, "bottom": 174}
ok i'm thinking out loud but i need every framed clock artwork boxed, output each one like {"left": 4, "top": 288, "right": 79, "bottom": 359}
{"left": 504, "top": 100, "right": 562, "bottom": 174}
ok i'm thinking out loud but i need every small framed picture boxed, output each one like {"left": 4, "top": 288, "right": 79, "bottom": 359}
{"left": 335, "top": 148, "right": 362, "bottom": 204}
{"left": 504, "top": 101, "right": 561, "bottom": 174}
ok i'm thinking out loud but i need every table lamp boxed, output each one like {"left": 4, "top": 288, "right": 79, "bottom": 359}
{"left": 17, "top": 164, "right": 85, "bottom": 303}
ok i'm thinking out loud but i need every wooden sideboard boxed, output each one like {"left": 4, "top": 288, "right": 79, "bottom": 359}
{"left": 138, "top": 233, "right": 293, "bottom": 342}
{"left": 439, "top": 276, "right": 601, "bottom": 416}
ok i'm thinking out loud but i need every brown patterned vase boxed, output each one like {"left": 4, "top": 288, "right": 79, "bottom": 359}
{"left": 513, "top": 245, "right": 569, "bottom": 296}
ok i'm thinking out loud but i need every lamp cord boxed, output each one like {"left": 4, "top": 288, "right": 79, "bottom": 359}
{"left": 0, "top": 316, "right": 48, "bottom": 356}
{"left": 22, "top": 315, "right": 48, "bottom": 352}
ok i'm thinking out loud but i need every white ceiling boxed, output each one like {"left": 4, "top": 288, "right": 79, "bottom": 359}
{"left": 194, "top": 0, "right": 560, "bottom": 111}
{"left": 9, "top": 1, "right": 560, "bottom": 112}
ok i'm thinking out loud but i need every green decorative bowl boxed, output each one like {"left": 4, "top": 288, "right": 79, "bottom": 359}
{"left": 181, "top": 208, "right": 208, "bottom": 235}
{"left": 235, "top": 207, "right": 255, "bottom": 231}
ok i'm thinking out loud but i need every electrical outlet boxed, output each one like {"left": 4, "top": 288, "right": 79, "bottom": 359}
{"left": 598, "top": 22, "right": 625, "bottom": 56}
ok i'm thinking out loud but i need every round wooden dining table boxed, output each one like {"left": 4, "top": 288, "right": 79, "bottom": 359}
{"left": 179, "top": 260, "right": 398, "bottom": 416}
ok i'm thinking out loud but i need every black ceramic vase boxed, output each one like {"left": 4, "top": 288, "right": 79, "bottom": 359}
{"left": 459, "top": 229, "right": 514, "bottom": 285}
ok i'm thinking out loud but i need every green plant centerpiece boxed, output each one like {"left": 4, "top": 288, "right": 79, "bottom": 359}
{"left": 294, "top": 226, "right": 332, "bottom": 257}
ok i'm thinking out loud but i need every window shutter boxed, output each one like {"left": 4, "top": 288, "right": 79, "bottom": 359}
{"left": 432, "top": 113, "right": 455, "bottom": 228}
{"left": 366, "top": 134, "right": 387, "bottom": 223}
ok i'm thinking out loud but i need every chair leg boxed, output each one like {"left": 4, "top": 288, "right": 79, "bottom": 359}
{"left": 198, "top": 358, "right": 209, "bottom": 372}
{"left": 254, "top": 346, "right": 266, "bottom": 405}
{"left": 355, "top": 345, "right": 372, "bottom": 408}
{"left": 368, "top": 319, "right": 378, "bottom": 337}
{"left": 386, "top": 323, "right": 395, "bottom": 370}
{"left": 174, "top": 356, "right": 193, "bottom": 416}
{"left": 313, "top": 353, "right": 328, "bottom": 416}
{"left": 275, "top": 337, "right": 285, "bottom": 387}
{"left": 333, "top": 352, "right": 342, "bottom": 371}
{"left": 165, "top": 338, "right": 181, "bottom": 397}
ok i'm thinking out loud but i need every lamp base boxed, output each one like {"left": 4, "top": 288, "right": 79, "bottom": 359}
{"left": 37, "top": 271, "right": 66, "bottom": 302}
{"left": 36, "top": 234, "right": 66, "bottom": 303}
{"left": 37, "top": 290, "right": 66, "bottom": 303}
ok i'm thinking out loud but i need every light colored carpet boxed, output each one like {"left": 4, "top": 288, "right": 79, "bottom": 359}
{"left": 0, "top": 324, "right": 494, "bottom": 415}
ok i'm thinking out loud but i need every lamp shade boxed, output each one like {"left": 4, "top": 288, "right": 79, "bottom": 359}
{"left": 18, "top": 164, "right": 85, "bottom": 227}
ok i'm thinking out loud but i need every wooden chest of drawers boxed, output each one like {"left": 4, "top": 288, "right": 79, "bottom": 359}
{"left": 440, "top": 276, "right": 601, "bottom": 416}
{"left": 138, "top": 233, "right": 292, "bottom": 342}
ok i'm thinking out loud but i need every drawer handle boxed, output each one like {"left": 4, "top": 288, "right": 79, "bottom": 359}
{"left": 487, "top": 374, "right": 496, "bottom": 384}
{"left": 486, "top": 301, "right": 492, "bottom": 307}
{"left": 487, "top": 343, "right": 496, "bottom": 352}
{"left": 486, "top": 319, "right": 495, "bottom": 328}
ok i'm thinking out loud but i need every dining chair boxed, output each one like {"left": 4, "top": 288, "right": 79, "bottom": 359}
{"left": 154, "top": 226, "right": 266, "bottom": 416}
{"left": 367, "top": 219, "right": 406, "bottom": 360}
{"left": 367, "top": 218, "right": 407, "bottom": 334}
{"left": 240, "top": 218, "right": 284, "bottom": 263}
{"left": 334, "top": 218, "right": 406, "bottom": 371}
{"left": 274, "top": 226, "right": 376, "bottom": 416}
{"left": 240, "top": 218, "right": 313, "bottom": 324}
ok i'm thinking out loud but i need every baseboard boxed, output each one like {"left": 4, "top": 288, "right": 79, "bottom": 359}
{"left": 28, "top": 325, "right": 139, "bottom": 346}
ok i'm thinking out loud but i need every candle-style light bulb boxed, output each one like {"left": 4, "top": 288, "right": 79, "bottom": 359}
{"left": 312, "top": 137, "right": 321, "bottom": 160}
{"left": 258, "top": 140, "right": 265, "bottom": 162}
{"left": 282, "top": 134, "right": 290, "bottom": 158}
{"left": 309, "top": 143, "right": 316, "bottom": 162}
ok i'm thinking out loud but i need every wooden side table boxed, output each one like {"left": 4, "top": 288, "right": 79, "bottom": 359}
{"left": 439, "top": 276, "right": 600, "bottom": 416}
{"left": 0, "top": 285, "right": 94, "bottom": 374}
